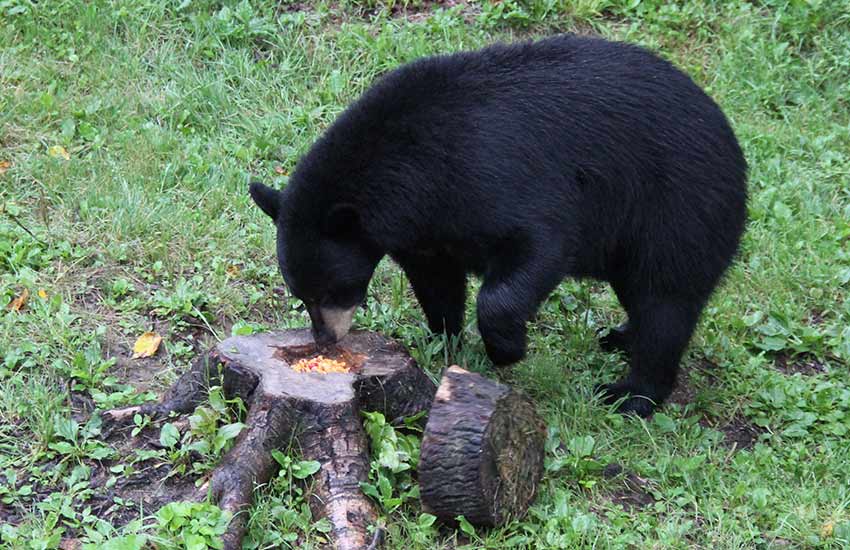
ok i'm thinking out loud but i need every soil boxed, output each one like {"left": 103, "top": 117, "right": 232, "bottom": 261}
{"left": 664, "top": 359, "right": 766, "bottom": 450}
{"left": 0, "top": 413, "right": 210, "bottom": 535}
{"left": 715, "top": 414, "right": 766, "bottom": 450}
{"left": 107, "top": 341, "right": 174, "bottom": 395}
{"left": 774, "top": 352, "right": 827, "bottom": 376}
{"left": 87, "top": 461, "right": 202, "bottom": 529}
{"left": 667, "top": 373, "right": 700, "bottom": 406}
{"left": 602, "top": 463, "right": 655, "bottom": 511}
{"left": 0, "top": 501, "right": 21, "bottom": 525}
{"left": 667, "top": 358, "right": 720, "bottom": 405}
{"left": 378, "top": 0, "right": 475, "bottom": 23}
{"left": 807, "top": 309, "right": 825, "bottom": 326}
{"left": 280, "top": 0, "right": 479, "bottom": 25}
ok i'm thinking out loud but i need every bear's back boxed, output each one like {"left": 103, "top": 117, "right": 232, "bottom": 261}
{"left": 316, "top": 34, "right": 743, "bottom": 185}
{"left": 288, "top": 35, "right": 746, "bottom": 276}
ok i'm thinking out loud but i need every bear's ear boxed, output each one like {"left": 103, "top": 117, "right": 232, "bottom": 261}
{"left": 322, "top": 203, "right": 360, "bottom": 239}
{"left": 249, "top": 181, "right": 281, "bottom": 220}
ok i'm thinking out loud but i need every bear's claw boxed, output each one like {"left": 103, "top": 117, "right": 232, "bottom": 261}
{"left": 596, "top": 381, "right": 658, "bottom": 418}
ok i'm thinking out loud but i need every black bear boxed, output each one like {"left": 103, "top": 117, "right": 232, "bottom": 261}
{"left": 250, "top": 34, "right": 747, "bottom": 417}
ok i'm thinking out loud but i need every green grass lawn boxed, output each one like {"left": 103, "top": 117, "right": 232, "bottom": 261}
{"left": 2, "top": 0, "right": 850, "bottom": 548}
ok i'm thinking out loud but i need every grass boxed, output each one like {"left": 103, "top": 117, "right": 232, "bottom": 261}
{"left": 1, "top": 0, "right": 849, "bottom": 548}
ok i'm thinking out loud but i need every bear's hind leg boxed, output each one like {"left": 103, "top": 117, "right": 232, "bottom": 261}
{"left": 599, "top": 298, "right": 701, "bottom": 417}
{"left": 599, "top": 322, "right": 633, "bottom": 354}
{"left": 395, "top": 253, "right": 467, "bottom": 337}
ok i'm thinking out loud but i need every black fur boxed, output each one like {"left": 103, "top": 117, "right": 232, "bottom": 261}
{"left": 251, "top": 34, "right": 748, "bottom": 417}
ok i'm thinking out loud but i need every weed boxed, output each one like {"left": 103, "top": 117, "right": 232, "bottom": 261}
{"left": 155, "top": 501, "right": 231, "bottom": 550}
{"left": 158, "top": 386, "right": 247, "bottom": 478}
{"left": 48, "top": 414, "right": 115, "bottom": 463}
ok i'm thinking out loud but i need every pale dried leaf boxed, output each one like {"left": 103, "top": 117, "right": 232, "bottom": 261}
{"left": 132, "top": 332, "right": 162, "bottom": 359}
{"left": 822, "top": 521, "right": 834, "bottom": 538}
{"left": 48, "top": 145, "right": 70, "bottom": 160}
{"left": 8, "top": 288, "right": 29, "bottom": 312}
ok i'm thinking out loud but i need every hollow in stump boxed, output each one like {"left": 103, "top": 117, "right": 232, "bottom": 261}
{"left": 102, "top": 330, "right": 435, "bottom": 550}
{"left": 418, "top": 366, "right": 546, "bottom": 527}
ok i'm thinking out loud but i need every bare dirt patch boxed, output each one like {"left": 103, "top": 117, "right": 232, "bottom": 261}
{"left": 717, "top": 414, "right": 765, "bottom": 450}
{"left": 280, "top": 0, "right": 479, "bottom": 25}
{"left": 667, "top": 358, "right": 720, "bottom": 406}
{"left": 665, "top": 360, "right": 766, "bottom": 450}
{"left": 668, "top": 372, "right": 699, "bottom": 406}
{"left": 105, "top": 335, "right": 175, "bottom": 396}
{"left": 602, "top": 463, "right": 655, "bottom": 511}
{"left": 0, "top": 501, "right": 22, "bottom": 526}
{"left": 774, "top": 353, "right": 827, "bottom": 376}
{"left": 87, "top": 458, "right": 202, "bottom": 530}
{"left": 382, "top": 0, "right": 476, "bottom": 23}
{"left": 3, "top": 412, "right": 206, "bottom": 535}
{"left": 696, "top": 411, "right": 766, "bottom": 450}
{"left": 807, "top": 309, "right": 826, "bottom": 326}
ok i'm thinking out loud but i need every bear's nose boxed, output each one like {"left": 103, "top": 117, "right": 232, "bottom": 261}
{"left": 312, "top": 325, "right": 337, "bottom": 348}
{"left": 306, "top": 305, "right": 332, "bottom": 346}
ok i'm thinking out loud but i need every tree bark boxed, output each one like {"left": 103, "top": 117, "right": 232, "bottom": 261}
{"left": 101, "top": 329, "right": 436, "bottom": 550}
{"left": 418, "top": 366, "right": 546, "bottom": 527}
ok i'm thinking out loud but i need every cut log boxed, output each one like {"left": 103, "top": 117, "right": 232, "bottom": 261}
{"left": 418, "top": 366, "right": 546, "bottom": 527}
{"left": 102, "top": 329, "right": 435, "bottom": 550}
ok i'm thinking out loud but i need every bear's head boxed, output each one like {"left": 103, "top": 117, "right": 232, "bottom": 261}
{"left": 249, "top": 181, "right": 381, "bottom": 346}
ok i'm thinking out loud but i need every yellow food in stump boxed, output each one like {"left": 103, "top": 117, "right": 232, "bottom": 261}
{"left": 291, "top": 355, "right": 351, "bottom": 374}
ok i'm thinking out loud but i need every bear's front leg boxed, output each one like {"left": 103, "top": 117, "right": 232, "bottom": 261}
{"left": 394, "top": 252, "right": 467, "bottom": 338}
{"left": 476, "top": 253, "right": 564, "bottom": 366}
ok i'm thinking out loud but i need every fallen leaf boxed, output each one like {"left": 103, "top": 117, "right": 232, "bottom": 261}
{"left": 225, "top": 264, "right": 240, "bottom": 277}
{"left": 132, "top": 332, "right": 162, "bottom": 359}
{"left": 58, "top": 539, "right": 81, "bottom": 550}
{"left": 38, "top": 289, "right": 48, "bottom": 299}
{"left": 274, "top": 165, "right": 288, "bottom": 175}
{"left": 48, "top": 145, "right": 70, "bottom": 160}
{"left": 0, "top": 161, "right": 10, "bottom": 174}
{"left": 8, "top": 288, "right": 29, "bottom": 312}
{"left": 822, "top": 521, "right": 834, "bottom": 538}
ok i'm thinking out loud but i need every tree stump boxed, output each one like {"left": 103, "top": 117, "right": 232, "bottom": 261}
{"left": 102, "top": 330, "right": 435, "bottom": 550}
{"left": 418, "top": 366, "right": 546, "bottom": 527}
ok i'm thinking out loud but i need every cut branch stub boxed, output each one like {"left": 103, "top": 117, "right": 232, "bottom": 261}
{"left": 418, "top": 366, "right": 546, "bottom": 527}
{"left": 102, "top": 329, "right": 435, "bottom": 550}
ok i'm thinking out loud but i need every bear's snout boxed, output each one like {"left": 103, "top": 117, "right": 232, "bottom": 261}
{"left": 308, "top": 304, "right": 357, "bottom": 346}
